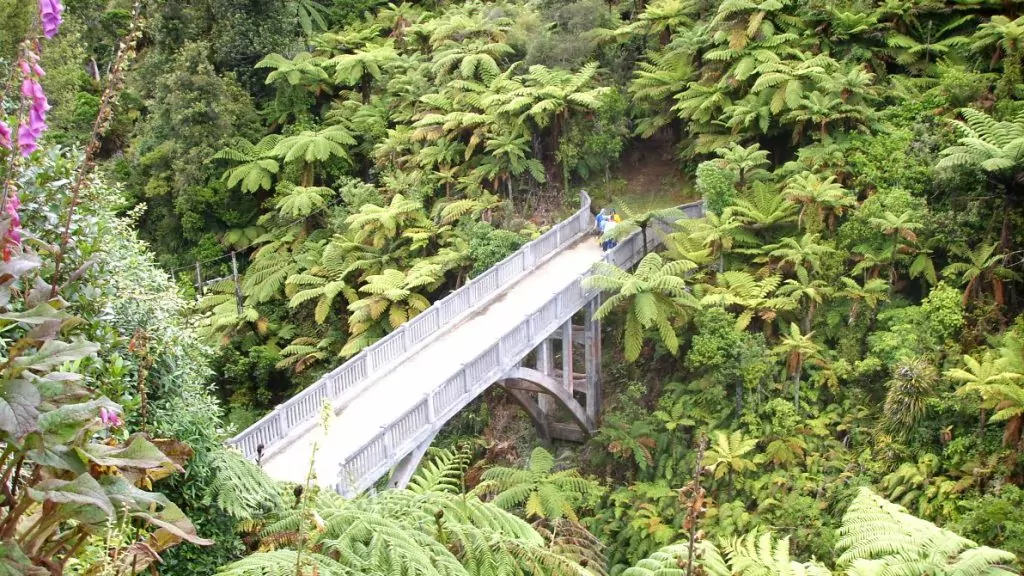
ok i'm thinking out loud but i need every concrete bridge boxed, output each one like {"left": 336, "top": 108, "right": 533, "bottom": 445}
{"left": 227, "top": 192, "right": 705, "bottom": 496}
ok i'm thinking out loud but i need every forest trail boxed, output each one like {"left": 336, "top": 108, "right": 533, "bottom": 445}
{"left": 259, "top": 237, "right": 605, "bottom": 487}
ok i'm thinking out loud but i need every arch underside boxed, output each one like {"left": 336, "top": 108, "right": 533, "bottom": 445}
{"left": 499, "top": 366, "right": 596, "bottom": 442}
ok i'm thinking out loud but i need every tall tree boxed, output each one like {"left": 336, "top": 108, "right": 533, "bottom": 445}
{"left": 773, "top": 322, "right": 824, "bottom": 408}
{"left": 942, "top": 243, "right": 1018, "bottom": 307}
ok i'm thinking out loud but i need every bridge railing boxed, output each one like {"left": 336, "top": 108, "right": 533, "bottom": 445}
{"left": 228, "top": 192, "right": 595, "bottom": 460}
{"left": 335, "top": 199, "right": 706, "bottom": 496}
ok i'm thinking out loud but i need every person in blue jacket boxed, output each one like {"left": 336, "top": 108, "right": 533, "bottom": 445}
{"left": 602, "top": 216, "right": 618, "bottom": 251}
{"left": 595, "top": 208, "right": 608, "bottom": 237}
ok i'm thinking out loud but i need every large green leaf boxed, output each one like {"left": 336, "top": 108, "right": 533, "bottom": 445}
{"left": 27, "top": 472, "right": 115, "bottom": 523}
{"left": 131, "top": 500, "right": 214, "bottom": 546}
{"left": 0, "top": 254, "right": 41, "bottom": 286}
{"left": 0, "top": 379, "right": 41, "bottom": 438}
{"left": 77, "top": 435, "right": 180, "bottom": 475}
{"left": 0, "top": 302, "right": 65, "bottom": 326}
{"left": 0, "top": 541, "right": 44, "bottom": 576}
{"left": 15, "top": 340, "right": 100, "bottom": 372}
{"left": 25, "top": 443, "right": 88, "bottom": 475}
{"left": 37, "top": 397, "right": 118, "bottom": 444}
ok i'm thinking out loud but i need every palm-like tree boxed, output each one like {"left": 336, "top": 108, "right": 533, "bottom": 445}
{"left": 942, "top": 243, "right": 1018, "bottom": 307}
{"left": 937, "top": 108, "right": 1024, "bottom": 251}
{"left": 627, "top": 488, "right": 1016, "bottom": 576}
{"left": 606, "top": 198, "right": 685, "bottom": 256}
{"left": 274, "top": 185, "right": 334, "bottom": 218}
{"left": 709, "top": 0, "right": 790, "bottom": 50}
{"left": 838, "top": 276, "right": 889, "bottom": 324}
{"left": 762, "top": 233, "right": 835, "bottom": 277}
{"left": 868, "top": 210, "right": 922, "bottom": 281}
{"left": 749, "top": 52, "right": 835, "bottom": 115}
{"left": 674, "top": 82, "right": 734, "bottom": 127}
{"left": 629, "top": 50, "right": 694, "bottom": 137}
{"left": 825, "top": 62, "right": 879, "bottom": 106}
{"left": 623, "top": 0, "right": 697, "bottom": 44}
{"left": 470, "top": 131, "right": 545, "bottom": 207}
{"left": 344, "top": 267, "right": 436, "bottom": 356}
{"left": 478, "top": 447, "right": 600, "bottom": 523}
{"left": 484, "top": 62, "right": 610, "bottom": 188}
{"left": 730, "top": 187, "right": 799, "bottom": 236}
{"left": 777, "top": 270, "right": 834, "bottom": 333}
{"left": 416, "top": 136, "right": 467, "bottom": 195}
{"left": 947, "top": 352, "right": 1024, "bottom": 443}
{"left": 270, "top": 124, "right": 357, "bottom": 185}
{"left": 345, "top": 194, "right": 427, "bottom": 249}
{"left": 713, "top": 142, "right": 771, "bottom": 188}
{"left": 431, "top": 40, "right": 513, "bottom": 81}
{"left": 972, "top": 15, "right": 1024, "bottom": 98}
{"left": 698, "top": 271, "right": 794, "bottom": 333}
{"left": 885, "top": 16, "right": 973, "bottom": 70}
{"left": 583, "top": 253, "right": 701, "bottom": 362}
{"left": 287, "top": 264, "right": 358, "bottom": 327}
{"left": 704, "top": 430, "right": 758, "bottom": 497}
{"left": 785, "top": 90, "right": 876, "bottom": 141}
{"left": 221, "top": 452, "right": 597, "bottom": 576}
{"left": 213, "top": 135, "right": 282, "bottom": 194}
{"left": 773, "top": 322, "right": 823, "bottom": 408}
{"left": 329, "top": 43, "right": 399, "bottom": 103}
{"left": 255, "top": 52, "right": 330, "bottom": 91}
{"left": 783, "top": 172, "right": 854, "bottom": 231}
{"left": 672, "top": 209, "right": 758, "bottom": 259}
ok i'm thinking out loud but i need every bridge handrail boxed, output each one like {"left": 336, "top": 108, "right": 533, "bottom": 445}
{"left": 334, "top": 199, "right": 706, "bottom": 496}
{"left": 228, "top": 192, "right": 595, "bottom": 460}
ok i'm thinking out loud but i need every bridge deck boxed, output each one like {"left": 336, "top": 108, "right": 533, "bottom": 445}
{"left": 260, "top": 237, "right": 604, "bottom": 487}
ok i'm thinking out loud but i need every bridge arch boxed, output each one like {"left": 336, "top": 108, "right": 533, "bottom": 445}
{"left": 388, "top": 298, "right": 603, "bottom": 490}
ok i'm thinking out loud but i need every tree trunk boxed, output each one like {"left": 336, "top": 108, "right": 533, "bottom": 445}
{"left": 792, "top": 358, "right": 803, "bottom": 409}
{"left": 1000, "top": 192, "right": 1014, "bottom": 252}
{"left": 361, "top": 76, "right": 372, "bottom": 105}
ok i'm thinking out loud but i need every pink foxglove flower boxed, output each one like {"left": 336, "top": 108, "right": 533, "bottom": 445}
{"left": 16, "top": 64, "right": 48, "bottom": 157}
{"left": 0, "top": 122, "right": 10, "bottom": 150}
{"left": 1, "top": 190, "right": 21, "bottom": 262}
{"left": 38, "top": 0, "right": 63, "bottom": 39}
{"left": 99, "top": 406, "right": 123, "bottom": 428}
{"left": 4, "top": 193, "right": 20, "bottom": 245}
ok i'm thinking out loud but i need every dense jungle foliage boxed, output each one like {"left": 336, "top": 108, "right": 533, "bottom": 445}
{"left": 4, "top": 0, "right": 1024, "bottom": 574}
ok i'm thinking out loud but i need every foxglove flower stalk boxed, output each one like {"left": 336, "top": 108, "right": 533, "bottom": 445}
{"left": 16, "top": 57, "right": 49, "bottom": 157}
{"left": 38, "top": 0, "right": 64, "bottom": 39}
{"left": 4, "top": 193, "right": 20, "bottom": 245}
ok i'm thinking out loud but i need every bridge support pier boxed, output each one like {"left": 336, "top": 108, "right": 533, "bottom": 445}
{"left": 388, "top": 430, "right": 439, "bottom": 490}
{"left": 500, "top": 294, "right": 602, "bottom": 442}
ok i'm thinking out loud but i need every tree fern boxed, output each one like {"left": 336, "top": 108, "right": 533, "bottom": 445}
{"left": 836, "top": 488, "right": 1016, "bottom": 576}
{"left": 222, "top": 486, "right": 597, "bottom": 576}
{"left": 209, "top": 448, "right": 284, "bottom": 521}
{"left": 584, "top": 253, "right": 701, "bottom": 361}
{"left": 476, "top": 447, "right": 603, "bottom": 523}
{"left": 626, "top": 489, "right": 1015, "bottom": 576}
{"left": 406, "top": 445, "right": 473, "bottom": 494}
